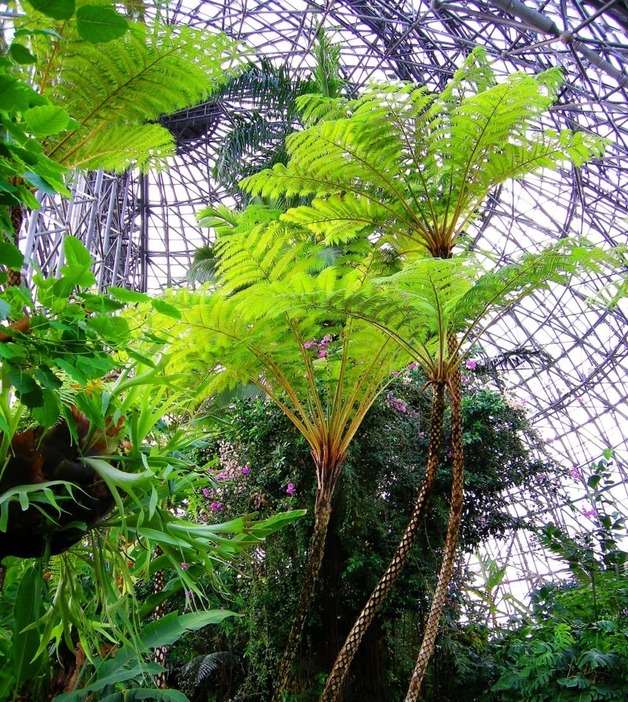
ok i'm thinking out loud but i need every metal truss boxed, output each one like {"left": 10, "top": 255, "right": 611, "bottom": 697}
{"left": 21, "top": 0, "right": 627, "bottom": 597}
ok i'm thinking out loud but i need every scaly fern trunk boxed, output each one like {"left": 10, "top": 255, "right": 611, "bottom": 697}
{"left": 272, "top": 486, "right": 334, "bottom": 702}
{"left": 405, "top": 359, "right": 464, "bottom": 702}
{"left": 320, "top": 383, "right": 446, "bottom": 702}
{"left": 152, "top": 545, "right": 168, "bottom": 689}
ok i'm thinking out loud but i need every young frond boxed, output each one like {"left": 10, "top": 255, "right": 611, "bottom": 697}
{"left": 45, "top": 24, "right": 248, "bottom": 169}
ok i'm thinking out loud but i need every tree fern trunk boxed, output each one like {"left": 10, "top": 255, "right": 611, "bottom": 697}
{"left": 272, "top": 489, "right": 334, "bottom": 702}
{"left": 404, "top": 361, "right": 464, "bottom": 702}
{"left": 320, "top": 383, "right": 446, "bottom": 702}
{"left": 152, "top": 546, "right": 168, "bottom": 689}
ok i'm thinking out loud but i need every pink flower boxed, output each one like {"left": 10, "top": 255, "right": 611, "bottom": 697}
{"left": 242, "top": 466, "right": 251, "bottom": 475}
{"left": 570, "top": 466, "right": 581, "bottom": 480}
{"left": 318, "top": 349, "right": 327, "bottom": 359}
{"left": 202, "top": 487, "right": 211, "bottom": 498}
{"left": 181, "top": 562, "right": 189, "bottom": 570}
{"left": 465, "top": 359, "right": 477, "bottom": 371}
{"left": 286, "top": 482, "right": 295, "bottom": 495}
{"left": 304, "top": 339, "right": 317, "bottom": 350}
{"left": 215, "top": 472, "right": 227, "bottom": 481}
{"left": 320, "top": 334, "right": 332, "bottom": 346}
{"left": 582, "top": 506, "right": 597, "bottom": 519}
{"left": 210, "top": 502, "right": 224, "bottom": 512}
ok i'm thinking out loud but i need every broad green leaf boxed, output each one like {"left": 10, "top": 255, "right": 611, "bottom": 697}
{"left": 31, "top": 387, "right": 62, "bottom": 427}
{"left": 0, "top": 242, "right": 24, "bottom": 270}
{"left": 76, "top": 5, "right": 128, "bottom": 44}
{"left": 10, "top": 566, "right": 46, "bottom": 688}
{"left": 23, "top": 105, "right": 71, "bottom": 137}
{"left": 108, "top": 286, "right": 150, "bottom": 304}
{"left": 87, "top": 316, "right": 130, "bottom": 344}
{"left": 85, "top": 457, "right": 153, "bottom": 486}
{"left": 24, "top": 170, "right": 69, "bottom": 198}
{"left": 152, "top": 299, "right": 182, "bottom": 319}
{"left": 7, "top": 368, "right": 43, "bottom": 407}
{"left": 9, "top": 43, "right": 36, "bottom": 65}
{"left": 26, "top": 0, "right": 74, "bottom": 19}
{"left": 63, "top": 236, "right": 93, "bottom": 267}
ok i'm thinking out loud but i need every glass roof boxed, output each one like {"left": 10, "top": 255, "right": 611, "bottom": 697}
{"left": 22, "top": 0, "right": 627, "bottom": 593}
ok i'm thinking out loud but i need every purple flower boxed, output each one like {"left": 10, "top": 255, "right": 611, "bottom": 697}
{"left": 215, "top": 472, "right": 227, "bottom": 481}
{"left": 460, "top": 375, "right": 469, "bottom": 383}
{"left": 286, "top": 482, "right": 296, "bottom": 495}
{"left": 582, "top": 506, "right": 597, "bottom": 519}
{"left": 202, "top": 487, "right": 211, "bottom": 498}
{"left": 242, "top": 466, "right": 251, "bottom": 475}
{"left": 304, "top": 339, "right": 317, "bottom": 349}
{"left": 407, "top": 362, "right": 418, "bottom": 371}
{"left": 320, "top": 334, "right": 333, "bottom": 346}
{"left": 465, "top": 359, "right": 477, "bottom": 371}
{"left": 181, "top": 562, "right": 189, "bottom": 570}
{"left": 570, "top": 466, "right": 581, "bottom": 480}
{"left": 210, "top": 502, "right": 224, "bottom": 512}
{"left": 318, "top": 349, "right": 327, "bottom": 359}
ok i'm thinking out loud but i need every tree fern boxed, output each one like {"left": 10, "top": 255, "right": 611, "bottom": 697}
{"left": 36, "top": 23, "right": 249, "bottom": 171}
{"left": 241, "top": 48, "right": 606, "bottom": 258}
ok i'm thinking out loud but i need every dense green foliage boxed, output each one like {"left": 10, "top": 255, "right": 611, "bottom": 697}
{"left": 178, "top": 369, "right": 556, "bottom": 701}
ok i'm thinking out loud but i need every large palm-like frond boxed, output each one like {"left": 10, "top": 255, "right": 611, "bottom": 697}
{"left": 241, "top": 49, "right": 605, "bottom": 258}
{"left": 38, "top": 24, "right": 247, "bottom": 171}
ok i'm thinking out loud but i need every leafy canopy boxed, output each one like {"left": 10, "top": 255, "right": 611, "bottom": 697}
{"left": 241, "top": 48, "right": 606, "bottom": 258}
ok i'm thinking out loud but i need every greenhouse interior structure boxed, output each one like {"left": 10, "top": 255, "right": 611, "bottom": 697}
{"left": 0, "top": 0, "right": 626, "bottom": 700}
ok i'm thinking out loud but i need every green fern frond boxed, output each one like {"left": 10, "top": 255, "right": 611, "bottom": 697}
{"left": 56, "top": 123, "right": 174, "bottom": 172}
{"left": 43, "top": 24, "right": 248, "bottom": 170}
{"left": 241, "top": 54, "right": 606, "bottom": 257}
{"left": 452, "top": 242, "right": 626, "bottom": 342}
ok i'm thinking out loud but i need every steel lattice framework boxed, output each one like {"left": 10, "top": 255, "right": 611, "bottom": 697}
{"left": 22, "top": 0, "right": 627, "bottom": 597}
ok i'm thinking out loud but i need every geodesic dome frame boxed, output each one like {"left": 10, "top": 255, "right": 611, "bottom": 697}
{"left": 20, "top": 0, "right": 628, "bottom": 595}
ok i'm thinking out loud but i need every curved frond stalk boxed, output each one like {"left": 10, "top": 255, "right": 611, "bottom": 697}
{"left": 320, "top": 382, "right": 446, "bottom": 702}
{"left": 405, "top": 351, "right": 464, "bottom": 701}
{"left": 43, "top": 24, "right": 248, "bottom": 171}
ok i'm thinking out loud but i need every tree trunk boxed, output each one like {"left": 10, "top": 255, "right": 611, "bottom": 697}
{"left": 404, "top": 363, "right": 464, "bottom": 702}
{"left": 320, "top": 383, "right": 446, "bottom": 702}
{"left": 272, "top": 489, "right": 334, "bottom": 702}
{"left": 5, "top": 204, "right": 23, "bottom": 287}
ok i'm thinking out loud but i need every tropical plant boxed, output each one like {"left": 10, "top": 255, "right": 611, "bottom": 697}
{"left": 0, "top": 236, "right": 304, "bottom": 701}
{"left": 489, "top": 467, "right": 628, "bottom": 702}
{"left": 184, "top": 367, "right": 557, "bottom": 701}
{"left": 236, "top": 47, "right": 619, "bottom": 701}
{"left": 151, "top": 207, "right": 412, "bottom": 699}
